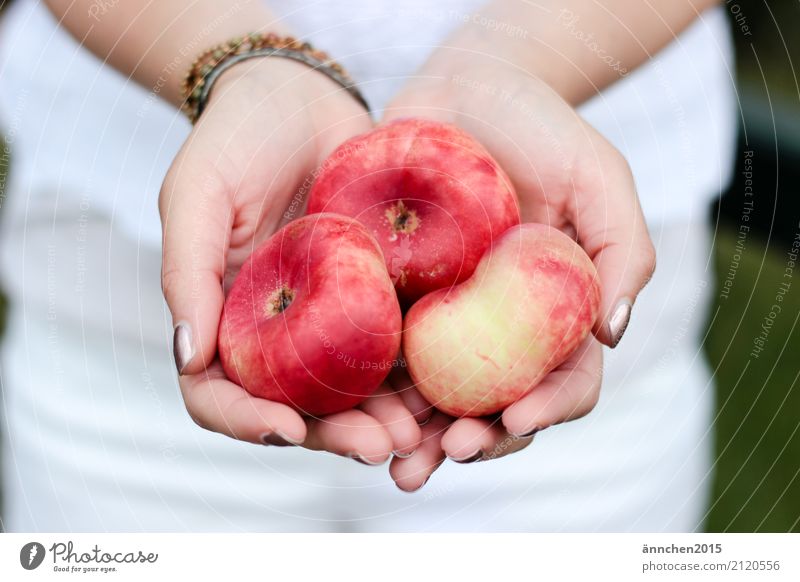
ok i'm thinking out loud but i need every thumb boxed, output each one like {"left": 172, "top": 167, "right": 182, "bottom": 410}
{"left": 159, "top": 148, "right": 232, "bottom": 375}
{"left": 574, "top": 146, "right": 656, "bottom": 348}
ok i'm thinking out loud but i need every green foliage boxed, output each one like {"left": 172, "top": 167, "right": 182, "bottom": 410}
{"left": 705, "top": 224, "right": 800, "bottom": 532}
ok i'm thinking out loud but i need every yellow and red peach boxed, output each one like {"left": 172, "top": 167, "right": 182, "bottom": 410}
{"left": 403, "top": 223, "right": 600, "bottom": 417}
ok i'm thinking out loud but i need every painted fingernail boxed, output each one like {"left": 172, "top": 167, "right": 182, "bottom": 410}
{"left": 399, "top": 475, "right": 430, "bottom": 494}
{"left": 513, "top": 427, "right": 541, "bottom": 439}
{"left": 608, "top": 299, "right": 632, "bottom": 348}
{"left": 450, "top": 450, "right": 483, "bottom": 464}
{"left": 261, "top": 431, "right": 301, "bottom": 447}
{"left": 173, "top": 321, "right": 195, "bottom": 374}
{"left": 411, "top": 476, "right": 430, "bottom": 492}
{"left": 347, "top": 453, "right": 386, "bottom": 466}
{"left": 393, "top": 449, "right": 417, "bottom": 459}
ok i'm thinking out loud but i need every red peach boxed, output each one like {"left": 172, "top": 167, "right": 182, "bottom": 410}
{"left": 218, "top": 213, "right": 402, "bottom": 416}
{"left": 308, "top": 118, "right": 520, "bottom": 305}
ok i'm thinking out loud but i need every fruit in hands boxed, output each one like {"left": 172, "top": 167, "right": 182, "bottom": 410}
{"left": 218, "top": 213, "right": 402, "bottom": 416}
{"left": 308, "top": 118, "right": 520, "bottom": 305}
{"left": 403, "top": 223, "right": 600, "bottom": 417}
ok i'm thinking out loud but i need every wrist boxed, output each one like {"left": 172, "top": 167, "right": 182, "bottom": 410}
{"left": 208, "top": 55, "right": 368, "bottom": 127}
{"left": 183, "top": 34, "right": 368, "bottom": 124}
{"left": 209, "top": 56, "right": 320, "bottom": 101}
{"left": 386, "top": 59, "right": 523, "bottom": 124}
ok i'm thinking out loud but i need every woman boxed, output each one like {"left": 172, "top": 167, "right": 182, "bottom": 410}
{"left": 0, "top": 0, "right": 735, "bottom": 531}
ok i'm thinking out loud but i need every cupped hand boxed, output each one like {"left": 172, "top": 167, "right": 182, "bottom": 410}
{"left": 389, "top": 338, "right": 602, "bottom": 492}
{"left": 159, "top": 58, "right": 420, "bottom": 463}
{"left": 383, "top": 64, "right": 654, "bottom": 491}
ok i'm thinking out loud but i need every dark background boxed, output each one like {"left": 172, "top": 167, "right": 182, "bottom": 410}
{"left": 0, "top": 0, "right": 798, "bottom": 532}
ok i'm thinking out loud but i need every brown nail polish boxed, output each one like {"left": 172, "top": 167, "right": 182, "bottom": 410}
{"left": 412, "top": 476, "right": 430, "bottom": 492}
{"left": 514, "top": 427, "right": 541, "bottom": 439}
{"left": 608, "top": 300, "right": 632, "bottom": 348}
{"left": 261, "top": 432, "right": 297, "bottom": 447}
{"left": 347, "top": 453, "right": 385, "bottom": 466}
{"left": 173, "top": 321, "right": 195, "bottom": 374}
{"left": 450, "top": 450, "right": 483, "bottom": 464}
{"left": 399, "top": 475, "right": 430, "bottom": 494}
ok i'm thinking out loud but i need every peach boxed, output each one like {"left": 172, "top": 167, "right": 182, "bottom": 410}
{"left": 218, "top": 213, "right": 402, "bottom": 416}
{"left": 403, "top": 223, "right": 600, "bottom": 417}
{"left": 308, "top": 118, "right": 520, "bottom": 305}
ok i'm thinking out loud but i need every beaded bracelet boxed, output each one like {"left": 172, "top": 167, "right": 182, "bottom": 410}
{"left": 181, "top": 32, "right": 368, "bottom": 123}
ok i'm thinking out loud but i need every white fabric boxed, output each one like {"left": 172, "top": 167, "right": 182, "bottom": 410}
{"left": 0, "top": 0, "right": 733, "bottom": 531}
{"left": 0, "top": 198, "right": 715, "bottom": 531}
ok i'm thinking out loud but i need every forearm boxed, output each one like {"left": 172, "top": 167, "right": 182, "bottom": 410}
{"left": 43, "top": 0, "right": 290, "bottom": 106}
{"left": 427, "top": 0, "right": 721, "bottom": 105}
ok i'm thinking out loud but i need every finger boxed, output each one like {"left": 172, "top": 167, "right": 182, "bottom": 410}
{"left": 160, "top": 143, "right": 233, "bottom": 375}
{"left": 502, "top": 337, "right": 603, "bottom": 436}
{"left": 445, "top": 95, "right": 654, "bottom": 349}
{"left": 387, "top": 366, "right": 434, "bottom": 425}
{"left": 440, "top": 417, "right": 534, "bottom": 463}
{"left": 572, "top": 142, "right": 656, "bottom": 348}
{"left": 390, "top": 412, "right": 451, "bottom": 492}
{"left": 179, "top": 362, "right": 307, "bottom": 446}
{"left": 358, "top": 385, "right": 422, "bottom": 457}
{"left": 303, "top": 409, "right": 394, "bottom": 465}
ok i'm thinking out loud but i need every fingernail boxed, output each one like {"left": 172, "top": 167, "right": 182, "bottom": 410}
{"left": 608, "top": 299, "right": 632, "bottom": 348}
{"left": 261, "top": 431, "right": 302, "bottom": 447}
{"left": 393, "top": 449, "right": 417, "bottom": 459}
{"left": 347, "top": 453, "right": 386, "bottom": 466}
{"left": 513, "top": 427, "right": 541, "bottom": 439}
{"left": 449, "top": 450, "right": 483, "bottom": 464}
{"left": 173, "top": 321, "right": 195, "bottom": 374}
{"left": 399, "top": 475, "right": 430, "bottom": 494}
{"left": 417, "top": 413, "right": 433, "bottom": 426}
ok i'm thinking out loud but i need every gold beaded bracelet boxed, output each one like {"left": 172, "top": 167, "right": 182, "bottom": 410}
{"left": 181, "top": 32, "right": 369, "bottom": 124}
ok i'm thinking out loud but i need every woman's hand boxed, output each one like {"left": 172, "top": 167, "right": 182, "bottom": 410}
{"left": 384, "top": 64, "right": 654, "bottom": 491}
{"left": 389, "top": 339, "right": 601, "bottom": 491}
{"left": 159, "top": 58, "right": 420, "bottom": 462}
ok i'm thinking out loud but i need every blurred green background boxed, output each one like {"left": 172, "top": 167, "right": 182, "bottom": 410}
{"left": 705, "top": 0, "right": 800, "bottom": 532}
{"left": 0, "top": 1, "right": 798, "bottom": 532}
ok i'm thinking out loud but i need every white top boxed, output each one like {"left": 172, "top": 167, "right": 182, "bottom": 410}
{"left": 0, "top": 0, "right": 736, "bottom": 246}
{"left": 0, "top": 0, "right": 728, "bottom": 532}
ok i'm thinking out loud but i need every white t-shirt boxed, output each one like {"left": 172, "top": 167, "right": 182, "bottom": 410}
{"left": 0, "top": 0, "right": 731, "bottom": 532}
{"left": 0, "top": 0, "right": 736, "bottom": 246}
